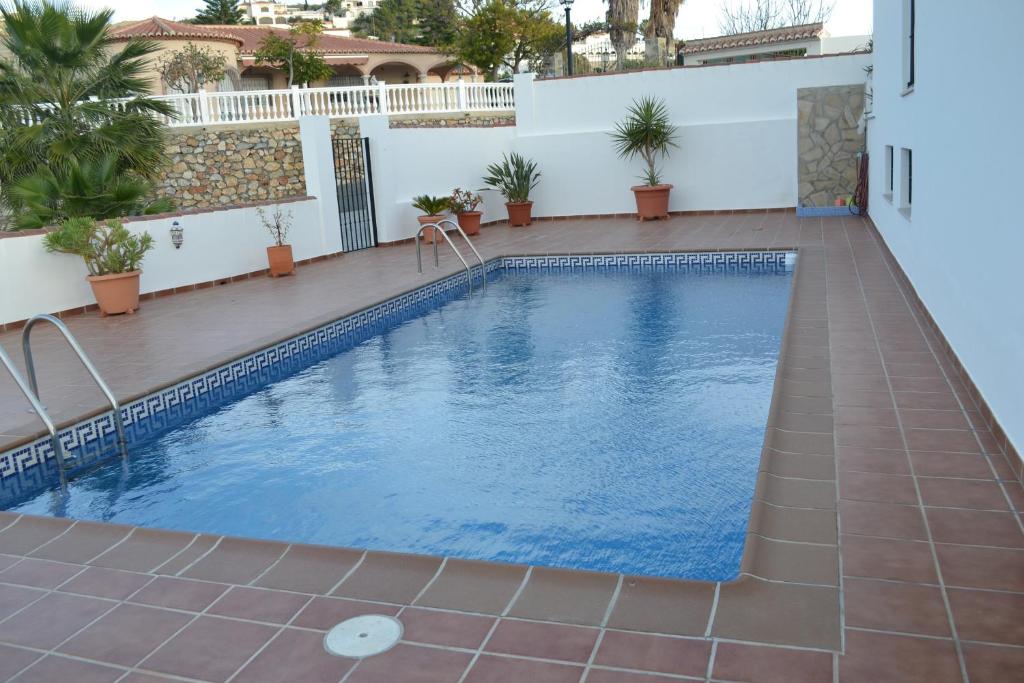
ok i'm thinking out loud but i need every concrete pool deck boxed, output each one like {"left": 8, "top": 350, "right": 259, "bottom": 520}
{"left": 0, "top": 213, "right": 1021, "bottom": 682}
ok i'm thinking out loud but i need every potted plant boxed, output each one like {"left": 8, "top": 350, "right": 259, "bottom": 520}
{"left": 259, "top": 207, "right": 295, "bottom": 277}
{"left": 412, "top": 195, "right": 450, "bottom": 244}
{"left": 482, "top": 153, "right": 540, "bottom": 226}
{"left": 43, "top": 217, "right": 154, "bottom": 316}
{"left": 449, "top": 188, "right": 483, "bottom": 236}
{"left": 611, "top": 96, "right": 679, "bottom": 221}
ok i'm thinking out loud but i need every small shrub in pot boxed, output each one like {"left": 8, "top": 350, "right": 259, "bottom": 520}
{"left": 412, "top": 194, "right": 450, "bottom": 243}
{"left": 449, "top": 188, "right": 483, "bottom": 236}
{"left": 482, "top": 153, "right": 540, "bottom": 226}
{"left": 259, "top": 207, "right": 295, "bottom": 277}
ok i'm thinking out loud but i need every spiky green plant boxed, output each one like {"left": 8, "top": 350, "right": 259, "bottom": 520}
{"left": 411, "top": 194, "right": 450, "bottom": 215}
{"left": 482, "top": 153, "right": 540, "bottom": 203}
{"left": 0, "top": 1, "right": 176, "bottom": 225}
{"left": 43, "top": 217, "right": 154, "bottom": 275}
{"left": 610, "top": 96, "right": 679, "bottom": 186}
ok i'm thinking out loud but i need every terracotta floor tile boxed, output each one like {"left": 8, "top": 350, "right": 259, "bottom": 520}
{"left": 962, "top": 642, "right": 1024, "bottom": 683}
{"left": 253, "top": 544, "right": 362, "bottom": 594}
{"left": 0, "top": 591, "right": 113, "bottom": 648}
{"left": 0, "top": 643, "right": 41, "bottom": 680}
{"left": 758, "top": 473, "right": 836, "bottom": 509}
{"left": 57, "top": 565, "right": 153, "bottom": 600}
{"left": 837, "top": 446, "right": 911, "bottom": 475}
{"left": 506, "top": 566, "right": 618, "bottom": 626}
{"left": 745, "top": 535, "right": 838, "bottom": 585}
{"left": 838, "top": 630, "right": 961, "bottom": 683}
{"left": 839, "top": 500, "right": 927, "bottom": 540}
{"left": 835, "top": 390, "right": 897, "bottom": 409}
{"left": 293, "top": 596, "right": 400, "bottom": 630}
{"left": 947, "top": 588, "right": 1024, "bottom": 646}
{"left": 484, "top": 619, "right": 598, "bottom": 663}
{"left": 769, "top": 429, "right": 834, "bottom": 455}
{"left": 893, "top": 392, "right": 961, "bottom": 411}
{"left": 347, "top": 643, "right": 472, "bottom": 683}
{"left": 180, "top": 537, "right": 287, "bottom": 585}
{"left": 840, "top": 535, "right": 938, "bottom": 583}
{"left": 233, "top": 627, "right": 355, "bottom": 683}
{"left": 0, "top": 515, "right": 73, "bottom": 556}
{"left": 414, "top": 559, "right": 526, "bottom": 615}
{"left": 899, "top": 410, "right": 972, "bottom": 430}
{"left": 0, "top": 582, "right": 46, "bottom": 622}
{"left": 207, "top": 585, "right": 309, "bottom": 624}
{"left": 10, "top": 655, "right": 123, "bottom": 683}
{"left": 835, "top": 406, "right": 899, "bottom": 427}
{"left": 88, "top": 528, "right": 200, "bottom": 573}
{"left": 750, "top": 502, "right": 837, "bottom": 544}
{"left": 399, "top": 607, "right": 495, "bottom": 649}
{"left": 840, "top": 471, "right": 918, "bottom": 505}
{"left": 835, "top": 425, "right": 905, "bottom": 450}
{"left": 462, "top": 654, "right": 582, "bottom": 683}
{"left": 118, "top": 673, "right": 180, "bottom": 683}
{"left": 918, "top": 477, "right": 1010, "bottom": 511}
{"left": 129, "top": 575, "right": 229, "bottom": 612}
{"left": 333, "top": 551, "right": 442, "bottom": 604}
{"left": 711, "top": 578, "right": 840, "bottom": 650}
{"left": 594, "top": 630, "right": 710, "bottom": 677}
{"left": 925, "top": 508, "right": 1024, "bottom": 548}
{"left": 606, "top": 577, "right": 714, "bottom": 636}
{"left": 150, "top": 534, "right": 219, "bottom": 575}
{"left": 935, "top": 543, "right": 1024, "bottom": 592}
{"left": 843, "top": 578, "right": 950, "bottom": 636}
{"left": 762, "top": 450, "right": 835, "bottom": 480}
{"left": 712, "top": 642, "right": 833, "bottom": 683}
{"left": 905, "top": 428, "right": 982, "bottom": 454}
{"left": 141, "top": 615, "right": 278, "bottom": 682}
{"left": 586, "top": 670, "right": 685, "bottom": 683}
{"left": 58, "top": 603, "right": 192, "bottom": 667}
{"left": 909, "top": 451, "right": 995, "bottom": 479}
{"left": 0, "top": 556, "right": 82, "bottom": 588}
{"left": 28, "top": 520, "right": 132, "bottom": 564}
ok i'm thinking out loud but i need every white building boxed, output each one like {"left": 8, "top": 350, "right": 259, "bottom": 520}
{"left": 678, "top": 22, "right": 870, "bottom": 66}
{"left": 867, "top": 0, "right": 1023, "bottom": 455}
{"left": 572, "top": 31, "right": 645, "bottom": 69}
{"left": 240, "top": 0, "right": 379, "bottom": 35}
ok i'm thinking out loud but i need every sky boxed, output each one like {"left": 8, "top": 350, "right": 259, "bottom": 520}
{"left": 82, "top": 0, "right": 873, "bottom": 39}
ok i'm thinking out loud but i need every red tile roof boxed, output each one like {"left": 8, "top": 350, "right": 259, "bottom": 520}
{"left": 680, "top": 22, "right": 825, "bottom": 55}
{"left": 110, "top": 17, "right": 438, "bottom": 55}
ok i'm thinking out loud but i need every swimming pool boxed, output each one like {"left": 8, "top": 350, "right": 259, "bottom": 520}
{"left": 3, "top": 253, "right": 794, "bottom": 581}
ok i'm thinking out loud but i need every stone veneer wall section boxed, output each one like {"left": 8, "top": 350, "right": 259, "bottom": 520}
{"left": 797, "top": 84, "right": 865, "bottom": 208}
{"left": 388, "top": 112, "right": 516, "bottom": 129}
{"left": 154, "top": 120, "right": 359, "bottom": 210}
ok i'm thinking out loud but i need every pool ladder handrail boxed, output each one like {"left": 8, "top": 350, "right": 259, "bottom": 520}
{"left": 415, "top": 219, "right": 487, "bottom": 294}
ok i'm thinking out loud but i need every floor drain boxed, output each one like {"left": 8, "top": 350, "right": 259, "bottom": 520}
{"left": 323, "top": 615, "right": 403, "bottom": 658}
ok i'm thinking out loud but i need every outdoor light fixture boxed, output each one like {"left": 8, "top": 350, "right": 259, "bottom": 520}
{"left": 560, "top": 0, "right": 574, "bottom": 76}
{"left": 170, "top": 221, "right": 183, "bottom": 249}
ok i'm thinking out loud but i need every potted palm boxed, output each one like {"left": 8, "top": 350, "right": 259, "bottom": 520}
{"left": 412, "top": 195, "right": 450, "bottom": 243}
{"left": 449, "top": 188, "right": 483, "bottom": 236}
{"left": 483, "top": 153, "right": 540, "bottom": 226}
{"left": 43, "top": 218, "right": 154, "bottom": 316}
{"left": 258, "top": 207, "right": 295, "bottom": 277}
{"left": 611, "top": 96, "right": 679, "bottom": 221}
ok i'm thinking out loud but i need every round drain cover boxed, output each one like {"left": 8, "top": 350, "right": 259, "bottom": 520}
{"left": 323, "top": 615, "right": 403, "bottom": 658}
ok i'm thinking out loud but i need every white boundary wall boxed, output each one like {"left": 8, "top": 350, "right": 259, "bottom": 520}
{"left": 0, "top": 198, "right": 324, "bottom": 326}
{"left": 868, "top": 0, "right": 1024, "bottom": 454}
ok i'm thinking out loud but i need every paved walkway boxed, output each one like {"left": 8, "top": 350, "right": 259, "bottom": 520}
{"left": 0, "top": 214, "right": 1021, "bottom": 682}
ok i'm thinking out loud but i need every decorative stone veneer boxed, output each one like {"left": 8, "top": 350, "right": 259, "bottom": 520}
{"left": 389, "top": 112, "right": 515, "bottom": 129}
{"left": 797, "top": 84, "right": 865, "bottom": 208}
{"left": 154, "top": 121, "right": 359, "bottom": 210}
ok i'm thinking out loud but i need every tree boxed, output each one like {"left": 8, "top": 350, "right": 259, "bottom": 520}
{"left": 0, "top": 0, "right": 174, "bottom": 226}
{"left": 194, "top": 0, "right": 246, "bottom": 25}
{"left": 644, "top": 0, "right": 684, "bottom": 65}
{"left": 454, "top": 0, "right": 562, "bottom": 81}
{"left": 719, "top": 0, "right": 834, "bottom": 35}
{"left": 253, "top": 21, "right": 334, "bottom": 86}
{"left": 606, "top": 0, "right": 640, "bottom": 70}
{"left": 156, "top": 42, "right": 227, "bottom": 93}
{"left": 352, "top": 0, "right": 458, "bottom": 47}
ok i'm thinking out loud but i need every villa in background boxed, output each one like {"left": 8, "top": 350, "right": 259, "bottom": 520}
{"left": 109, "top": 17, "right": 470, "bottom": 94}
{"left": 678, "top": 22, "right": 870, "bottom": 66}
{"left": 239, "top": 0, "right": 380, "bottom": 36}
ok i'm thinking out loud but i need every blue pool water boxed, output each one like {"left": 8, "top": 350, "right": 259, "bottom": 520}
{"left": 8, "top": 263, "right": 792, "bottom": 580}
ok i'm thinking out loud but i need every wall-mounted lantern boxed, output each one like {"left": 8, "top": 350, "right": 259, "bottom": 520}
{"left": 170, "top": 221, "right": 184, "bottom": 249}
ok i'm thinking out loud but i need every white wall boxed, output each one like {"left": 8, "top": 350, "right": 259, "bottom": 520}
{"left": 868, "top": 0, "right": 1024, "bottom": 454}
{"left": 515, "top": 55, "right": 871, "bottom": 217}
{"left": 0, "top": 198, "right": 324, "bottom": 326}
{"left": 359, "top": 115, "right": 516, "bottom": 243}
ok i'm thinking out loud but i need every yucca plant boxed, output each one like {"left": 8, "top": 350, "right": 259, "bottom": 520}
{"left": 610, "top": 96, "right": 679, "bottom": 186}
{"left": 411, "top": 195, "right": 450, "bottom": 216}
{"left": 43, "top": 217, "right": 154, "bottom": 276}
{"left": 482, "top": 153, "right": 540, "bottom": 204}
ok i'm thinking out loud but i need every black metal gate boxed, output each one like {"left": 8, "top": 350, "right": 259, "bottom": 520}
{"left": 332, "top": 137, "right": 378, "bottom": 252}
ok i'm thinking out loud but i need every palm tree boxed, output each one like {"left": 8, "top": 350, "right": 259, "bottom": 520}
{"left": 645, "top": 0, "right": 684, "bottom": 65}
{"left": 0, "top": 1, "right": 175, "bottom": 222}
{"left": 606, "top": 0, "right": 640, "bottom": 71}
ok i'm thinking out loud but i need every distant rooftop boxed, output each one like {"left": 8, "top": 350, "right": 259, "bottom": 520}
{"left": 680, "top": 22, "right": 825, "bottom": 56}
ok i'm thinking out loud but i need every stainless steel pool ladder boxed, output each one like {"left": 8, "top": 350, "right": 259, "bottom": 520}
{"left": 415, "top": 219, "right": 487, "bottom": 295}
{"left": 0, "top": 314, "right": 128, "bottom": 489}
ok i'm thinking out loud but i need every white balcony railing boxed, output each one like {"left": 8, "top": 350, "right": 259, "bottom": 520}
{"left": 131, "top": 81, "right": 515, "bottom": 128}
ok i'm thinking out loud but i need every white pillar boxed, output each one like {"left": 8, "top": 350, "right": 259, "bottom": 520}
{"left": 512, "top": 72, "right": 536, "bottom": 134}
{"left": 361, "top": 74, "right": 371, "bottom": 85}
{"left": 298, "top": 116, "right": 342, "bottom": 255}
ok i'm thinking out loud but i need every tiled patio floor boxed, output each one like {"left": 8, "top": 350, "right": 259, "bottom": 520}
{"left": 0, "top": 214, "right": 1021, "bottom": 682}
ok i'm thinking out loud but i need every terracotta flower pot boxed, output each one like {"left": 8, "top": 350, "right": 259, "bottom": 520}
{"left": 457, "top": 211, "right": 482, "bottom": 236}
{"left": 505, "top": 201, "right": 533, "bottom": 227}
{"left": 267, "top": 244, "right": 295, "bottom": 277}
{"left": 88, "top": 271, "right": 141, "bottom": 317}
{"left": 631, "top": 184, "right": 673, "bottom": 221}
{"left": 417, "top": 214, "right": 447, "bottom": 244}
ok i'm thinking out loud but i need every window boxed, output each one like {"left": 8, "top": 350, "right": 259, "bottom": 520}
{"left": 903, "top": 0, "right": 915, "bottom": 91}
{"left": 884, "top": 145, "right": 894, "bottom": 199}
{"left": 899, "top": 148, "right": 913, "bottom": 213}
